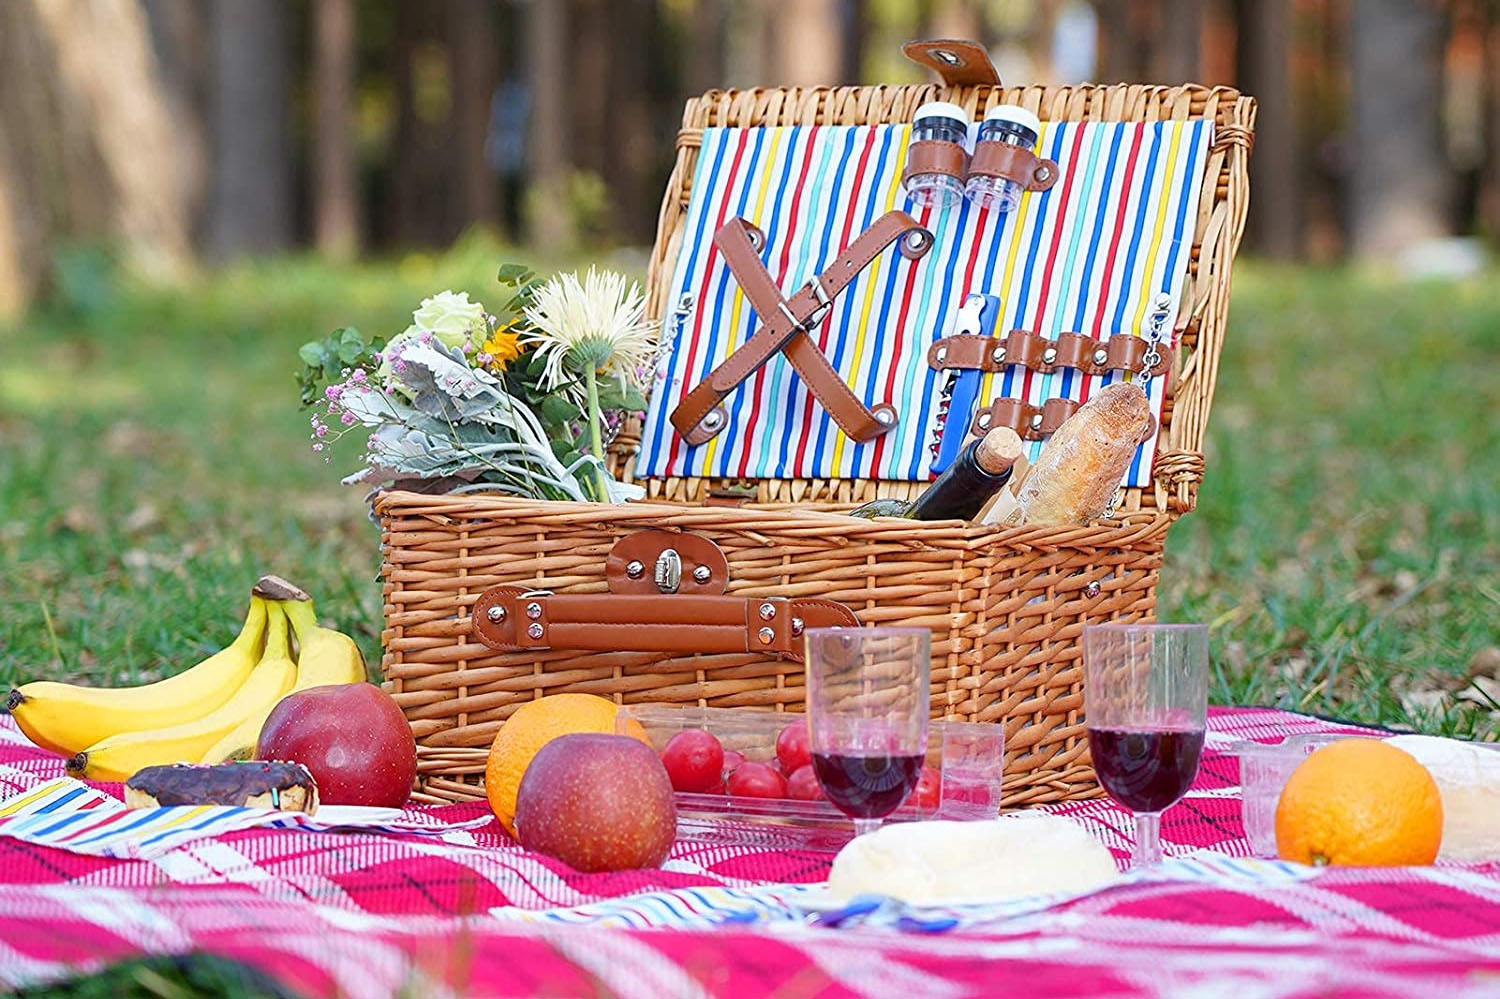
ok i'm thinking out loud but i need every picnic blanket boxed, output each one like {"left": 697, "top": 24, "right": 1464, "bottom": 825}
{"left": 2, "top": 708, "right": 1499, "bottom": 998}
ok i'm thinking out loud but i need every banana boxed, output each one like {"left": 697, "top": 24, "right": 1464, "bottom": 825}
{"left": 200, "top": 580, "right": 366, "bottom": 764}
{"left": 69, "top": 603, "right": 298, "bottom": 782}
{"left": 6, "top": 596, "right": 269, "bottom": 757}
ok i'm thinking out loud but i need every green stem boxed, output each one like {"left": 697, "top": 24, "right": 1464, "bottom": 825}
{"left": 583, "top": 365, "right": 612, "bottom": 503}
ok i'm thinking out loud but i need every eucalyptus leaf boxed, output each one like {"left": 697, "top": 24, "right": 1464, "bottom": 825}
{"left": 298, "top": 342, "right": 328, "bottom": 367}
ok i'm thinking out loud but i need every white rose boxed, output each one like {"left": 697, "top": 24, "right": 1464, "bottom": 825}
{"left": 410, "top": 290, "right": 486, "bottom": 348}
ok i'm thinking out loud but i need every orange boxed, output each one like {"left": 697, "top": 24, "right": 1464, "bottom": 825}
{"left": 484, "top": 693, "right": 648, "bottom": 834}
{"left": 1275, "top": 738, "right": 1443, "bottom": 867}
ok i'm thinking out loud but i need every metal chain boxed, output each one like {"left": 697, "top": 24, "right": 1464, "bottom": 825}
{"left": 1102, "top": 293, "right": 1174, "bottom": 520}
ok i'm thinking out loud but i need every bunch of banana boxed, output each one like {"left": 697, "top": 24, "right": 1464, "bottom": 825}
{"left": 6, "top": 575, "right": 367, "bottom": 782}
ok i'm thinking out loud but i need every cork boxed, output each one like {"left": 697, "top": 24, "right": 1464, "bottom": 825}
{"left": 975, "top": 426, "right": 1025, "bottom": 476}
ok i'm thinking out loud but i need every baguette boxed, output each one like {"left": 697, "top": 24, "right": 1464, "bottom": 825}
{"left": 1011, "top": 383, "right": 1153, "bottom": 525}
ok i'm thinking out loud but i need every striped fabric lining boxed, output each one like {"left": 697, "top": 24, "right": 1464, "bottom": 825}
{"left": 636, "top": 119, "right": 1212, "bottom": 484}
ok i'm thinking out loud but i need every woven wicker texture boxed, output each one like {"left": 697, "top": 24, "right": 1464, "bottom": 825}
{"left": 378, "top": 77, "right": 1253, "bottom": 808}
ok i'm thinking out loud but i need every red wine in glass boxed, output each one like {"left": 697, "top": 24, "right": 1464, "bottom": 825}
{"left": 811, "top": 751, "right": 924, "bottom": 818}
{"left": 1088, "top": 726, "right": 1204, "bottom": 814}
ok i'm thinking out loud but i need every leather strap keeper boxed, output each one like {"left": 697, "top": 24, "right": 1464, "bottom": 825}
{"left": 471, "top": 585, "right": 859, "bottom": 661}
{"left": 670, "top": 211, "right": 929, "bottom": 447}
{"left": 902, "top": 140, "right": 968, "bottom": 187}
{"left": 967, "top": 142, "right": 1058, "bottom": 192}
{"left": 929, "top": 330, "right": 1173, "bottom": 378}
{"left": 901, "top": 39, "right": 1002, "bottom": 88}
{"left": 971, "top": 396, "right": 1158, "bottom": 442}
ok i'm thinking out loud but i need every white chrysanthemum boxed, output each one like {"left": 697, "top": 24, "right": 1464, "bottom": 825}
{"left": 521, "top": 268, "right": 657, "bottom": 391}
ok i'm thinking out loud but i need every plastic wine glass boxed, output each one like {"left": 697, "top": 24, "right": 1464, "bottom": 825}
{"left": 1082, "top": 623, "right": 1209, "bottom": 869}
{"left": 805, "top": 627, "right": 930, "bottom": 837}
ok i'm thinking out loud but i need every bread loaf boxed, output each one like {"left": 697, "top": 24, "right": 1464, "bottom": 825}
{"left": 1009, "top": 383, "right": 1153, "bottom": 525}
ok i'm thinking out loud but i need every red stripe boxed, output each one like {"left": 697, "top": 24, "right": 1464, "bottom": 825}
{"left": 791, "top": 127, "right": 880, "bottom": 478}
{"left": 1080, "top": 122, "right": 1146, "bottom": 405}
{"left": 1018, "top": 125, "right": 1090, "bottom": 408}
{"left": 736, "top": 128, "right": 820, "bottom": 479}
{"left": 869, "top": 202, "right": 932, "bottom": 474}
{"left": 58, "top": 809, "right": 132, "bottom": 842}
{"left": 664, "top": 129, "right": 753, "bottom": 474}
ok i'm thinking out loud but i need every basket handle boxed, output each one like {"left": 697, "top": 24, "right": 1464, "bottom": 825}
{"left": 670, "top": 211, "right": 931, "bottom": 446}
{"left": 902, "top": 39, "right": 1001, "bottom": 88}
{"left": 471, "top": 586, "right": 858, "bottom": 661}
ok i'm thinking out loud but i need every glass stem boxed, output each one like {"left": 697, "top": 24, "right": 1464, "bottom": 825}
{"left": 852, "top": 818, "right": 882, "bottom": 838}
{"left": 1132, "top": 811, "right": 1163, "bottom": 868}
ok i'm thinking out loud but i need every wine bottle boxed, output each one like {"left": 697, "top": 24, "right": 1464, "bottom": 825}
{"left": 908, "top": 426, "right": 1023, "bottom": 521}
{"left": 849, "top": 427, "right": 1023, "bottom": 522}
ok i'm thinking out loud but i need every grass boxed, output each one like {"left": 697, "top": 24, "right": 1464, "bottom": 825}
{"left": 1, "top": 244, "right": 1498, "bottom": 994}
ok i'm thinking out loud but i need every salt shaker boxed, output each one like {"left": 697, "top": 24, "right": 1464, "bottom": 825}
{"left": 902, "top": 101, "right": 971, "bottom": 208}
{"left": 965, "top": 105, "right": 1042, "bottom": 212}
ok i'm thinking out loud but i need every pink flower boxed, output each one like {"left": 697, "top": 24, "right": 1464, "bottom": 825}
{"left": 315, "top": 424, "right": 328, "bottom": 438}
{"left": 325, "top": 384, "right": 343, "bottom": 401}
{"left": 340, "top": 411, "right": 357, "bottom": 426}
{"left": 312, "top": 443, "right": 324, "bottom": 452}
{"left": 350, "top": 369, "right": 367, "bottom": 385}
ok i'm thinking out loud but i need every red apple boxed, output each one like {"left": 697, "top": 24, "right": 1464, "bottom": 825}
{"left": 515, "top": 733, "right": 677, "bottom": 872}
{"left": 257, "top": 684, "right": 416, "bottom": 808}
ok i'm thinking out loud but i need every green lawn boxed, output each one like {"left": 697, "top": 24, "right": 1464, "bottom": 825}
{"left": 1, "top": 243, "right": 1497, "bottom": 740}
{"left": 2, "top": 246, "right": 1499, "bottom": 997}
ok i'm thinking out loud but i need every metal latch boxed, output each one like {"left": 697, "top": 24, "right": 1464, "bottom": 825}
{"left": 654, "top": 548, "right": 682, "bottom": 593}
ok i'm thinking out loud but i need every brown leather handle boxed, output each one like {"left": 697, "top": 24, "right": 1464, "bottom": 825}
{"left": 670, "top": 211, "right": 930, "bottom": 446}
{"left": 930, "top": 331, "right": 1173, "bottom": 378}
{"left": 971, "top": 396, "right": 1158, "bottom": 443}
{"left": 901, "top": 39, "right": 1001, "bottom": 88}
{"left": 471, "top": 585, "right": 860, "bottom": 661}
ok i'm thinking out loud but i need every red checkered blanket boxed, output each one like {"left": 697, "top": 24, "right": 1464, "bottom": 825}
{"left": 3, "top": 708, "right": 1499, "bottom": 999}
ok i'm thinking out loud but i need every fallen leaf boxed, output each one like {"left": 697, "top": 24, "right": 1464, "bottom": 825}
{"left": 1467, "top": 646, "right": 1500, "bottom": 681}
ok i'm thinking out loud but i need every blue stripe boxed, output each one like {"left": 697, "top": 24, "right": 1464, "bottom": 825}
{"left": 140, "top": 807, "right": 251, "bottom": 847}
{"left": 25, "top": 809, "right": 93, "bottom": 838}
{"left": 34, "top": 785, "right": 90, "bottom": 815}
{"left": 1108, "top": 123, "right": 1163, "bottom": 336}
{"left": 904, "top": 197, "right": 971, "bottom": 478}
{"left": 778, "top": 127, "right": 860, "bottom": 476}
{"left": 72, "top": 806, "right": 171, "bottom": 845}
{"left": 1070, "top": 123, "right": 1127, "bottom": 332}
{"left": 639, "top": 127, "right": 731, "bottom": 476}
{"left": 849, "top": 138, "right": 909, "bottom": 473}
{"left": 688, "top": 127, "right": 768, "bottom": 475}
{"left": 1001, "top": 123, "right": 1071, "bottom": 406}
{"left": 814, "top": 126, "right": 897, "bottom": 469}
{"left": 720, "top": 126, "right": 800, "bottom": 477}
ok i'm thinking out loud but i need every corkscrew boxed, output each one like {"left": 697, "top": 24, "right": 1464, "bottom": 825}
{"left": 930, "top": 293, "right": 1002, "bottom": 474}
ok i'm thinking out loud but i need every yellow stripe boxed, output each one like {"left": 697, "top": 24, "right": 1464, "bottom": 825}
{"left": 702, "top": 126, "right": 787, "bottom": 472}
{"left": 979, "top": 121, "right": 1052, "bottom": 405}
{"left": 0, "top": 778, "right": 73, "bottom": 817}
{"left": 1124, "top": 122, "right": 1184, "bottom": 382}
{"left": 830, "top": 131, "right": 910, "bottom": 472}
{"left": 152, "top": 804, "right": 214, "bottom": 831}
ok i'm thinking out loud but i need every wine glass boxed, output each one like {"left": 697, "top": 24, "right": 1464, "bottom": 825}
{"left": 805, "top": 627, "right": 930, "bottom": 836}
{"left": 1082, "top": 623, "right": 1208, "bottom": 869}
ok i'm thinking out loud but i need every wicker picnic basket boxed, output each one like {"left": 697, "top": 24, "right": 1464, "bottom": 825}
{"left": 377, "top": 43, "right": 1255, "bottom": 808}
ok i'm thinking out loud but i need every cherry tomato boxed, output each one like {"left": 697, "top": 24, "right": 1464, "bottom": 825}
{"left": 721, "top": 750, "right": 746, "bottom": 777}
{"left": 660, "top": 729, "right": 725, "bottom": 793}
{"left": 726, "top": 761, "right": 787, "bottom": 799}
{"left": 785, "top": 764, "right": 826, "bottom": 801}
{"left": 775, "top": 718, "right": 812, "bottom": 773}
{"left": 908, "top": 765, "right": 942, "bottom": 811}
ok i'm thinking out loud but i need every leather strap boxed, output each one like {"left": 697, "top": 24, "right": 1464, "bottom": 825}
{"left": 968, "top": 142, "right": 1059, "bottom": 192}
{"left": 971, "top": 396, "right": 1158, "bottom": 442}
{"left": 929, "top": 330, "right": 1172, "bottom": 378}
{"left": 670, "top": 211, "right": 931, "bottom": 446}
{"left": 471, "top": 585, "right": 859, "bottom": 661}
{"left": 901, "top": 39, "right": 1001, "bottom": 88}
{"left": 901, "top": 139, "right": 968, "bottom": 187}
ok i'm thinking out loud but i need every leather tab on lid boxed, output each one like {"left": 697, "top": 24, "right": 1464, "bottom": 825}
{"left": 901, "top": 38, "right": 1001, "bottom": 88}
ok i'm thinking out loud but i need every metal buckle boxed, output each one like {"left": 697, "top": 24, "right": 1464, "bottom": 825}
{"left": 776, "top": 275, "right": 834, "bottom": 335}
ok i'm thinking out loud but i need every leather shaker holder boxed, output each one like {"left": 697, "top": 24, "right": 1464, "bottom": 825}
{"left": 670, "top": 211, "right": 932, "bottom": 447}
{"left": 971, "top": 397, "right": 1158, "bottom": 443}
{"left": 471, "top": 531, "right": 860, "bottom": 661}
{"left": 929, "top": 330, "right": 1173, "bottom": 378}
{"left": 968, "top": 142, "right": 1059, "bottom": 192}
{"left": 901, "top": 140, "right": 968, "bottom": 188}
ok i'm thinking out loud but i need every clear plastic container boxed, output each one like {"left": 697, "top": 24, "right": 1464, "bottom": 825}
{"left": 619, "top": 704, "right": 1005, "bottom": 852}
{"left": 903, "top": 101, "right": 971, "bottom": 208}
{"left": 1230, "top": 733, "right": 1364, "bottom": 857}
{"left": 965, "top": 105, "right": 1042, "bottom": 212}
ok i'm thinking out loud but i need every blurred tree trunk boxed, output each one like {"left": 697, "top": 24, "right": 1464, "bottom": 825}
{"left": 1349, "top": 0, "right": 1451, "bottom": 256}
{"left": 448, "top": 0, "right": 498, "bottom": 231}
{"left": 1095, "top": 0, "right": 1152, "bottom": 81}
{"left": 606, "top": 0, "right": 658, "bottom": 242}
{"left": 527, "top": 0, "right": 571, "bottom": 252}
{"left": 842, "top": 0, "right": 869, "bottom": 84}
{"left": 313, "top": 0, "right": 361, "bottom": 259}
{"left": 206, "top": 0, "right": 292, "bottom": 259}
{"left": 1157, "top": 0, "right": 1202, "bottom": 82}
{"left": 1235, "top": 0, "right": 1298, "bottom": 258}
{"left": 777, "top": 0, "right": 844, "bottom": 85}
{"left": 687, "top": 0, "right": 728, "bottom": 93}
{"left": 0, "top": 0, "right": 200, "bottom": 316}
{"left": 1481, "top": 6, "right": 1500, "bottom": 238}
{"left": 919, "top": 0, "right": 982, "bottom": 43}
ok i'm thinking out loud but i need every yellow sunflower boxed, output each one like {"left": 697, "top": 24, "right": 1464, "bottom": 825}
{"left": 480, "top": 319, "right": 524, "bottom": 370}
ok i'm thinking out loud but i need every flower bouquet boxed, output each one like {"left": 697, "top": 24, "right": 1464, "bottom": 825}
{"left": 297, "top": 265, "right": 657, "bottom": 504}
